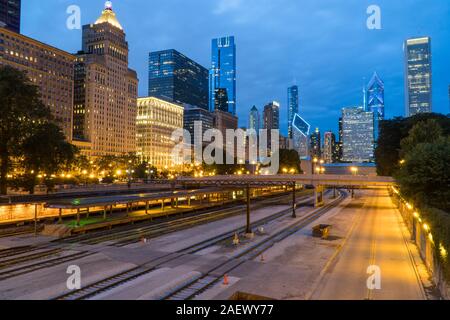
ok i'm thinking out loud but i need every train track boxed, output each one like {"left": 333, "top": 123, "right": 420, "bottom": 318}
{"left": 0, "top": 192, "right": 310, "bottom": 283}
{"left": 0, "top": 251, "right": 92, "bottom": 281}
{"left": 58, "top": 191, "right": 311, "bottom": 247}
{"left": 163, "top": 191, "right": 347, "bottom": 300}
{"left": 53, "top": 193, "right": 339, "bottom": 300}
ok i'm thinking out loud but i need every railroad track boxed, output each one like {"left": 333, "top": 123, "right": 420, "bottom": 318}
{"left": 53, "top": 194, "right": 335, "bottom": 300}
{"left": 163, "top": 191, "right": 347, "bottom": 300}
{"left": 0, "top": 248, "right": 63, "bottom": 269}
{"left": 0, "top": 251, "right": 92, "bottom": 281}
{"left": 59, "top": 191, "right": 311, "bottom": 247}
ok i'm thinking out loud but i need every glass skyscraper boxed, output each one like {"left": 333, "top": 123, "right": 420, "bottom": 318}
{"left": 287, "top": 85, "right": 299, "bottom": 139}
{"left": 0, "top": 0, "right": 21, "bottom": 33}
{"left": 149, "top": 49, "right": 209, "bottom": 110}
{"left": 310, "top": 128, "right": 321, "bottom": 159}
{"left": 342, "top": 107, "right": 374, "bottom": 163}
{"left": 209, "top": 36, "right": 236, "bottom": 115}
{"left": 249, "top": 105, "right": 260, "bottom": 132}
{"left": 404, "top": 37, "right": 432, "bottom": 117}
{"left": 367, "top": 72, "right": 384, "bottom": 120}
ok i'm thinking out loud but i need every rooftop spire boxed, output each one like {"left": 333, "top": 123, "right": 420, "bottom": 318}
{"left": 95, "top": 1, "right": 123, "bottom": 30}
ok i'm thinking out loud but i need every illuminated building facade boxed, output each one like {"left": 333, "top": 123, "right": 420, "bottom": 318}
{"left": 310, "top": 128, "right": 321, "bottom": 160}
{"left": 148, "top": 49, "right": 208, "bottom": 110}
{"left": 249, "top": 105, "right": 260, "bottom": 132}
{"left": 323, "top": 131, "right": 336, "bottom": 164}
{"left": 136, "top": 97, "right": 184, "bottom": 170}
{"left": 0, "top": 27, "right": 75, "bottom": 140}
{"left": 404, "top": 37, "right": 432, "bottom": 117}
{"left": 263, "top": 101, "right": 280, "bottom": 150}
{"left": 73, "top": 2, "right": 138, "bottom": 157}
{"left": 342, "top": 106, "right": 374, "bottom": 163}
{"left": 287, "top": 85, "right": 299, "bottom": 139}
{"left": 209, "top": 36, "right": 236, "bottom": 115}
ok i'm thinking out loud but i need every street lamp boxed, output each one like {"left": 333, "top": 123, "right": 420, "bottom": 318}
{"left": 350, "top": 166, "right": 358, "bottom": 176}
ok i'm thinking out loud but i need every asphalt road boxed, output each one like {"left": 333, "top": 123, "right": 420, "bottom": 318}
{"left": 312, "top": 189, "right": 426, "bottom": 300}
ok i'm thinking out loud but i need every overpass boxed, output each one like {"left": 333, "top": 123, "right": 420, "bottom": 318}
{"left": 175, "top": 174, "right": 395, "bottom": 188}
{"left": 175, "top": 174, "right": 395, "bottom": 217}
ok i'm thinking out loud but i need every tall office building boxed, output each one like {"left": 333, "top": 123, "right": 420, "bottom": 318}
{"left": 0, "top": 0, "right": 21, "bottom": 33}
{"left": 184, "top": 104, "right": 214, "bottom": 145}
{"left": 310, "top": 128, "right": 321, "bottom": 159}
{"left": 148, "top": 49, "right": 208, "bottom": 110}
{"left": 0, "top": 27, "right": 75, "bottom": 140}
{"left": 367, "top": 72, "right": 384, "bottom": 120}
{"left": 404, "top": 37, "right": 432, "bottom": 117}
{"left": 337, "top": 117, "right": 343, "bottom": 162}
{"left": 323, "top": 132, "right": 336, "bottom": 164}
{"left": 263, "top": 101, "right": 280, "bottom": 149}
{"left": 73, "top": 1, "right": 138, "bottom": 157}
{"left": 249, "top": 105, "right": 260, "bottom": 132}
{"left": 287, "top": 85, "right": 299, "bottom": 139}
{"left": 136, "top": 97, "right": 184, "bottom": 170}
{"left": 342, "top": 107, "right": 374, "bottom": 163}
{"left": 209, "top": 36, "right": 236, "bottom": 115}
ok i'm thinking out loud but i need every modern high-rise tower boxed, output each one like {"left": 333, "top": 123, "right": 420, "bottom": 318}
{"left": 73, "top": 1, "right": 138, "bottom": 157}
{"left": 249, "top": 105, "right": 260, "bottom": 132}
{"left": 209, "top": 36, "right": 236, "bottom": 115}
{"left": 367, "top": 72, "right": 385, "bottom": 120}
{"left": 404, "top": 37, "right": 432, "bottom": 117}
{"left": 148, "top": 49, "right": 209, "bottom": 110}
{"left": 0, "top": 0, "right": 21, "bottom": 33}
{"left": 263, "top": 101, "right": 280, "bottom": 149}
{"left": 342, "top": 107, "right": 374, "bottom": 163}
{"left": 287, "top": 85, "right": 299, "bottom": 139}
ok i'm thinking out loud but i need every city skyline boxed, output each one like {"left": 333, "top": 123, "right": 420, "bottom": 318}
{"left": 19, "top": 0, "right": 450, "bottom": 136}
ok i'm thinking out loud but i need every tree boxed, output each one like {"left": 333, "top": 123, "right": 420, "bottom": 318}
{"left": 394, "top": 137, "right": 450, "bottom": 212}
{"left": 400, "top": 119, "right": 443, "bottom": 157}
{"left": 278, "top": 149, "right": 302, "bottom": 174}
{"left": 21, "top": 123, "right": 78, "bottom": 193}
{"left": 375, "top": 113, "right": 450, "bottom": 176}
{"left": 0, "top": 66, "right": 52, "bottom": 194}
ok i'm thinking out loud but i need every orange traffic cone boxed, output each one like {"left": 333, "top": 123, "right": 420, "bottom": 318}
{"left": 223, "top": 274, "right": 229, "bottom": 285}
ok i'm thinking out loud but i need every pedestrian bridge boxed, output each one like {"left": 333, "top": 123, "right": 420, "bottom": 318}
{"left": 176, "top": 174, "right": 395, "bottom": 188}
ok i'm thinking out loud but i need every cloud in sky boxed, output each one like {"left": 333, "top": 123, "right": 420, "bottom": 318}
{"left": 21, "top": 0, "right": 450, "bottom": 136}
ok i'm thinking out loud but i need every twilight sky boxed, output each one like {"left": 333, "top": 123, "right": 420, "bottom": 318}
{"left": 22, "top": 0, "right": 450, "bottom": 136}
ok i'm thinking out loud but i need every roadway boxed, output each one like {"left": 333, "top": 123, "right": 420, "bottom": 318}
{"left": 311, "top": 189, "right": 426, "bottom": 300}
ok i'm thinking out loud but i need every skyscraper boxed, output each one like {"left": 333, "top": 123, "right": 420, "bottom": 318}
{"left": 136, "top": 97, "right": 184, "bottom": 170}
{"left": 342, "top": 107, "right": 374, "bottom": 163}
{"left": 263, "top": 101, "right": 280, "bottom": 149}
{"left": 310, "top": 128, "right": 321, "bottom": 160}
{"left": 148, "top": 49, "right": 209, "bottom": 110}
{"left": 367, "top": 72, "right": 385, "bottom": 120}
{"left": 0, "top": 0, "right": 21, "bottom": 33}
{"left": 249, "top": 106, "right": 260, "bottom": 132}
{"left": 73, "top": 1, "right": 138, "bottom": 157}
{"left": 209, "top": 36, "right": 236, "bottom": 115}
{"left": 323, "top": 132, "right": 336, "bottom": 164}
{"left": 287, "top": 85, "right": 299, "bottom": 139}
{"left": 0, "top": 27, "right": 75, "bottom": 140}
{"left": 184, "top": 104, "right": 214, "bottom": 145}
{"left": 404, "top": 37, "right": 432, "bottom": 117}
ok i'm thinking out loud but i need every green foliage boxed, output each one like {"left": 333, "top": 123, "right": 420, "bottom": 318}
{"left": 395, "top": 137, "right": 450, "bottom": 212}
{"left": 375, "top": 113, "right": 450, "bottom": 176}
{"left": 0, "top": 66, "right": 53, "bottom": 194}
{"left": 278, "top": 149, "right": 302, "bottom": 174}
{"left": 421, "top": 206, "right": 450, "bottom": 281}
{"left": 400, "top": 119, "right": 443, "bottom": 157}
